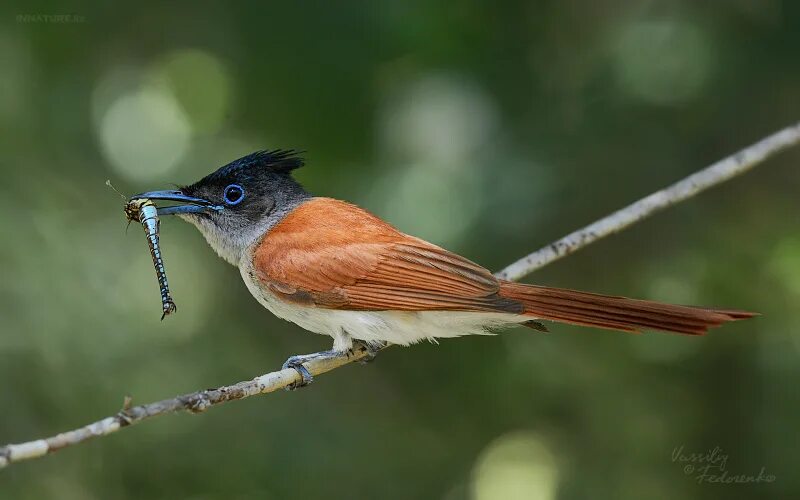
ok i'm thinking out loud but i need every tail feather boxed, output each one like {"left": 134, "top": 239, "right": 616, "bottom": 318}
{"left": 499, "top": 282, "right": 756, "bottom": 335}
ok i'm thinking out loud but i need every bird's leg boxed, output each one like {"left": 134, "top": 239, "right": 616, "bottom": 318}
{"left": 335, "top": 328, "right": 388, "bottom": 362}
{"left": 353, "top": 339, "right": 386, "bottom": 364}
{"left": 281, "top": 339, "right": 388, "bottom": 390}
{"left": 282, "top": 350, "right": 342, "bottom": 389}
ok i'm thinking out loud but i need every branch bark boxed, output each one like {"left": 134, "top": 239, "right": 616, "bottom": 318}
{"left": 2, "top": 122, "right": 798, "bottom": 470}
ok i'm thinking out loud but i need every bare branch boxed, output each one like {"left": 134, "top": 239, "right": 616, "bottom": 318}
{"left": 2, "top": 122, "right": 798, "bottom": 469}
{"left": 496, "top": 122, "right": 800, "bottom": 281}
{"left": 0, "top": 346, "right": 374, "bottom": 468}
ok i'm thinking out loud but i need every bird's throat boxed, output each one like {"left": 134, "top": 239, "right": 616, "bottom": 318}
{"left": 180, "top": 194, "right": 312, "bottom": 267}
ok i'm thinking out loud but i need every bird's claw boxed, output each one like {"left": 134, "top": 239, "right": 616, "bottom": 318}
{"left": 282, "top": 355, "right": 315, "bottom": 390}
{"left": 281, "top": 342, "right": 387, "bottom": 390}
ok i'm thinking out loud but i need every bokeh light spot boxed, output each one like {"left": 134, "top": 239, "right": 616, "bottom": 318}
{"left": 769, "top": 236, "right": 800, "bottom": 297}
{"left": 98, "top": 85, "right": 191, "bottom": 182}
{"left": 471, "top": 431, "right": 559, "bottom": 500}
{"left": 374, "top": 73, "right": 498, "bottom": 244}
{"left": 380, "top": 73, "right": 498, "bottom": 166}
{"left": 370, "top": 162, "right": 485, "bottom": 245}
{"left": 613, "top": 20, "right": 713, "bottom": 105}
{"left": 151, "top": 49, "right": 233, "bottom": 134}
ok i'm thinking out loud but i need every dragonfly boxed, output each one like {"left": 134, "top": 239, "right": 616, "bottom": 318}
{"left": 125, "top": 198, "right": 177, "bottom": 320}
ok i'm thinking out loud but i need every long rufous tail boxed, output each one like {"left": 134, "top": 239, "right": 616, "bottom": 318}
{"left": 499, "top": 282, "right": 756, "bottom": 335}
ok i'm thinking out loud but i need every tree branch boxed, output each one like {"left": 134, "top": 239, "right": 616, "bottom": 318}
{"left": 1, "top": 347, "right": 372, "bottom": 469}
{"left": 496, "top": 122, "right": 800, "bottom": 281}
{"left": 2, "top": 122, "right": 798, "bottom": 469}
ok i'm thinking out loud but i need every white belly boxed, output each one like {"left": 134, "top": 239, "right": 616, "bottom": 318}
{"left": 239, "top": 260, "right": 525, "bottom": 351}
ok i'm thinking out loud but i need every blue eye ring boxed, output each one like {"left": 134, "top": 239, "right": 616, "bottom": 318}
{"left": 223, "top": 184, "right": 245, "bottom": 205}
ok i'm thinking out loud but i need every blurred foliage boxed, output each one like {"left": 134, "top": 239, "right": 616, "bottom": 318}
{"left": 1, "top": 1, "right": 799, "bottom": 499}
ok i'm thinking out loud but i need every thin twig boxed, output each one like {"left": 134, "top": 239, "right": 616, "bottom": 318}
{"left": 2, "top": 122, "right": 798, "bottom": 469}
{"left": 496, "top": 122, "right": 800, "bottom": 281}
{"left": 0, "top": 347, "right": 374, "bottom": 468}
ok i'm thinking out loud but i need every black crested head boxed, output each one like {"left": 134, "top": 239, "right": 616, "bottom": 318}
{"left": 133, "top": 149, "right": 310, "bottom": 265}
{"left": 180, "top": 149, "right": 310, "bottom": 231}
{"left": 205, "top": 149, "right": 304, "bottom": 182}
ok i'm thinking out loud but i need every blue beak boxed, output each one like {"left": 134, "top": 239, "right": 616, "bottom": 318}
{"left": 129, "top": 190, "right": 223, "bottom": 216}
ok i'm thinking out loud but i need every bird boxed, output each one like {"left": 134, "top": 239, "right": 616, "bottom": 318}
{"left": 132, "top": 150, "right": 756, "bottom": 385}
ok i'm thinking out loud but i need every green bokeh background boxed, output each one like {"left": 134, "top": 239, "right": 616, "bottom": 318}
{"left": 1, "top": 2, "right": 798, "bottom": 499}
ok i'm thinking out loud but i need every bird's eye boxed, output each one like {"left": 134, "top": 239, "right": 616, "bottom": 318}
{"left": 223, "top": 184, "right": 245, "bottom": 205}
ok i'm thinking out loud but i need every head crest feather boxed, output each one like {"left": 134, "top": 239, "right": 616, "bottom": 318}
{"left": 236, "top": 150, "right": 304, "bottom": 174}
{"left": 213, "top": 150, "right": 304, "bottom": 181}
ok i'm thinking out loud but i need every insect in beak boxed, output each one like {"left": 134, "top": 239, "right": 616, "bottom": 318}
{"left": 128, "top": 190, "right": 223, "bottom": 216}
{"left": 125, "top": 198, "right": 178, "bottom": 320}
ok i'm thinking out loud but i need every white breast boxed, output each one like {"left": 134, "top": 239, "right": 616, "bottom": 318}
{"left": 238, "top": 256, "right": 525, "bottom": 351}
